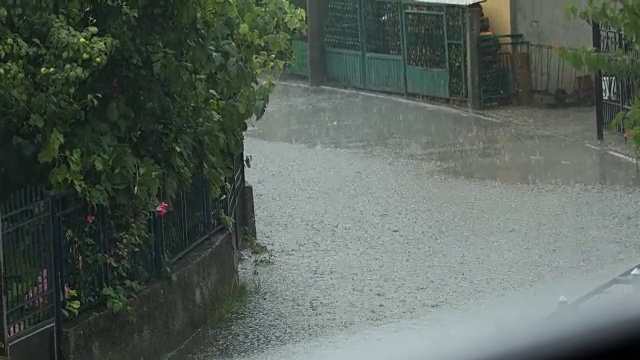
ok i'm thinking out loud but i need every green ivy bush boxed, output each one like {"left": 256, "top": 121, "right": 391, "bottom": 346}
{"left": 0, "top": 0, "right": 305, "bottom": 312}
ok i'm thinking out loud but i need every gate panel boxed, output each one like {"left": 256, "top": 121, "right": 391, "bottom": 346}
{"left": 362, "top": 0, "right": 405, "bottom": 93}
{"left": 290, "top": 40, "right": 309, "bottom": 77}
{"left": 289, "top": 0, "right": 308, "bottom": 77}
{"left": 403, "top": 6, "right": 449, "bottom": 98}
{"left": 1, "top": 188, "right": 60, "bottom": 359}
{"left": 445, "top": 5, "right": 467, "bottom": 100}
{"left": 325, "top": 0, "right": 365, "bottom": 87}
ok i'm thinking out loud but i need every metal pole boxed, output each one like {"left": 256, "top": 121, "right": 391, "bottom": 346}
{"left": 466, "top": 6, "right": 481, "bottom": 110}
{"left": 592, "top": 23, "right": 604, "bottom": 141}
{"left": 49, "top": 195, "right": 63, "bottom": 360}
{"left": 307, "top": 0, "right": 328, "bottom": 86}
{"left": 0, "top": 212, "right": 8, "bottom": 358}
{"left": 558, "top": 295, "right": 570, "bottom": 318}
{"left": 154, "top": 190, "right": 165, "bottom": 278}
{"left": 631, "top": 268, "right": 640, "bottom": 293}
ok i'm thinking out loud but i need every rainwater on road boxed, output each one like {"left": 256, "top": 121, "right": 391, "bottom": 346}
{"left": 166, "top": 83, "right": 640, "bottom": 360}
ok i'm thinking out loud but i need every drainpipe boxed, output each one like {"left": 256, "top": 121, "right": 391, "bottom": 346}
{"left": 509, "top": 0, "right": 517, "bottom": 35}
{"left": 466, "top": 6, "right": 482, "bottom": 110}
{"left": 307, "top": 0, "right": 328, "bottom": 86}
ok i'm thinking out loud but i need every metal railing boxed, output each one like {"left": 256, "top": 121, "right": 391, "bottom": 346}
{"left": 478, "top": 34, "right": 528, "bottom": 107}
{"left": 1, "top": 153, "right": 245, "bottom": 346}
{"left": 0, "top": 188, "right": 58, "bottom": 347}
{"left": 527, "top": 44, "right": 588, "bottom": 98}
{"left": 548, "top": 264, "right": 640, "bottom": 321}
{"left": 592, "top": 24, "right": 638, "bottom": 138}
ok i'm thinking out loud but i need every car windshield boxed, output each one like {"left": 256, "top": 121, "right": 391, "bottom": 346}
{"left": 2, "top": 1, "right": 639, "bottom": 360}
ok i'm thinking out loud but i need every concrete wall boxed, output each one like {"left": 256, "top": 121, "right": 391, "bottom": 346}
{"left": 512, "top": 0, "right": 592, "bottom": 48}
{"left": 61, "top": 231, "right": 238, "bottom": 360}
{"left": 512, "top": 0, "right": 594, "bottom": 96}
{"left": 482, "top": 0, "right": 511, "bottom": 35}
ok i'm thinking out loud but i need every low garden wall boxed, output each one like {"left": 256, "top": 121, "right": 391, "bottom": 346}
{"left": 61, "top": 230, "right": 237, "bottom": 360}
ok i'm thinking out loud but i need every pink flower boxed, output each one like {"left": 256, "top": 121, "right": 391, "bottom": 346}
{"left": 64, "top": 284, "right": 71, "bottom": 298}
{"left": 155, "top": 201, "right": 168, "bottom": 216}
{"left": 39, "top": 268, "right": 48, "bottom": 292}
{"left": 87, "top": 214, "right": 95, "bottom": 224}
{"left": 8, "top": 323, "right": 22, "bottom": 337}
{"left": 24, "top": 268, "right": 49, "bottom": 310}
{"left": 24, "top": 290, "right": 34, "bottom": 310}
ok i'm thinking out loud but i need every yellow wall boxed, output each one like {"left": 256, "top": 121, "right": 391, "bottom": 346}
{"left": 481, "top": 0, "right": 511, "bottom": 35}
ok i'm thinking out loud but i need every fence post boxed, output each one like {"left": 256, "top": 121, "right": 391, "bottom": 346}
{"left": 466, "top": 5, "right": 482, "bottom": 110}
{"left": 153, "top": 202, "right": 165, "bottom": 278}
{"left": 631, "top": 268, "right": 640, "bottom": 293}
{"left": 232, "top": 154, "right": 240, "bottom": 249}
{"left": 48, "top": 194, "right": 63, "bottom": 360}
{"left": 0, "top": 209, "right": 7, "bottom": 357}
{"left": 307, "top": 0, "right": 328, "bottom": 86}
{"left": 557, "top": 295, "right": 570, "bottom": 319}
{"left": 592, "top": 22, "right": 604, "bottom": 141}
{"left": 238, "top": 154, "right": 246, "bottom": 240}
{"left": 180, "top": 190, "right": 188, "bottom": 248}
{"left": 203, "top": 176, "right": 212, "bottom": 234}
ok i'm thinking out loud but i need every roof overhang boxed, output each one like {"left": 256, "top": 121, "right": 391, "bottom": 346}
{"left": 411, "top": 0, "right": 485, "bottom": 5}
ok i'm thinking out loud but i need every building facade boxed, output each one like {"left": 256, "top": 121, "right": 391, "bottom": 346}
{"left": 511, "top": 0, "right": 592, "bottom": 48}
{"left": 482, "top": 0, "right": 511, "bottom": 36}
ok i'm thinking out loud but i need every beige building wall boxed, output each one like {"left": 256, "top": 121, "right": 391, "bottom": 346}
{"left": 482, "top": 0, "right": 511, "bottom": 35}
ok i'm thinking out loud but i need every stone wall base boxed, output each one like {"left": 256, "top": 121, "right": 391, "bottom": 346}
{"left": 61, "top": 231, "right": 237, "bottom": 360}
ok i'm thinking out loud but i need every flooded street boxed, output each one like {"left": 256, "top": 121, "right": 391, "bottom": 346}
{"left": 167, "top": 84, "right": 640, "bottom": 360}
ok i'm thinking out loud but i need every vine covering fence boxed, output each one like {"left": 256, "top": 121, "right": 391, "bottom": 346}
{"left": 1, "top": 154, "right": 245, "bottom": 352}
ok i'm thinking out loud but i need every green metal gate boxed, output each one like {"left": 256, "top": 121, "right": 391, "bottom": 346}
{"left": 402, "top": 3, "right": 467, "bottom": 99}
{"left": 362, "top": 0, "right": 405, "bottom": 93}
{"left": 289, "top": 0, "right": 308, "bottom": 77}
{"left": 290, "top": 40, "right": 308, "bottom": 76}
{"left": 289, "top": 0, "right": 469, "bottom": 100}
{"left": 403, "top": 5, "right": 448, "bottom": 97}
{"left": 325, "top": 0, "right": 365, "bottom": 87}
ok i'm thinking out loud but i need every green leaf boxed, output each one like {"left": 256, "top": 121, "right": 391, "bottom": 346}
{"left": 102, "top": 287, "right": 115, "bottom": 296}
{"left": 37, "top": 129, "right": 64, "bottom": 163}
{"left": 253, "top": 100, "right": 267, "bottom": 120}
{"left": 106, "top": 101, "right": 119, "bottom": 122}
{"left": 227, "top": 57, "right": 237, "bottom": 76}
{"left": 29, "top": 114, "right": 44, "bottom": 128}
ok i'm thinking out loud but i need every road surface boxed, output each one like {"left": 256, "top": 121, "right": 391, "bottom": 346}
{"left": 166, "top": 83, "right": 640, "bottom": 360}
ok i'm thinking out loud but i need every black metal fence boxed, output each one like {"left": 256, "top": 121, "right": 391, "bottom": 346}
{"left": 1, "top": 154, "right": 245, "bottom": 352}
{"left": 593, "top": 24, "right": 638, "bottom": 138}
{"left": 549, "top": 263, "right": 640, "bottom": 321}
{"left": 479, "top": 37, "right": 595, "bottom": 108}
{"left": 478, "top": 34, "right": 529, "bottom": 107}
{"left": 521, "top": 43, "right": 596, "bottom": 108}
{"left": 0, "top": 188, "right": 58, "bottom": 350}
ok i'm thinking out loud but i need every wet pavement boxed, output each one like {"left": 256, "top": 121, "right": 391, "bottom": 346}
{"left": 480, "top": 106, "right": 637, "bottom": 161}
{"left": 166, "top": 84, "right": 640, "bottom": 360}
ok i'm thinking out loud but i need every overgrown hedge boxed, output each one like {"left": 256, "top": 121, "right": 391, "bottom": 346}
{"left": 0, "top": 0, "right": 305, "bottom": 311}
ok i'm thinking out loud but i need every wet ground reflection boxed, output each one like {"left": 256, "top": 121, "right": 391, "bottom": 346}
{"left": 166, "top": 84, "right": 640, "bottom": 360}
{"left": 249, "top": 84, "right": 640, "bottom": 187}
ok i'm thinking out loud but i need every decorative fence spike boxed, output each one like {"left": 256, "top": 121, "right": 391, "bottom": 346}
{"left": 557, "top": 295, "right": 570, "bottom": 316}
{"left": 631, "top": 268, "right": 640, "bottom": 293}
